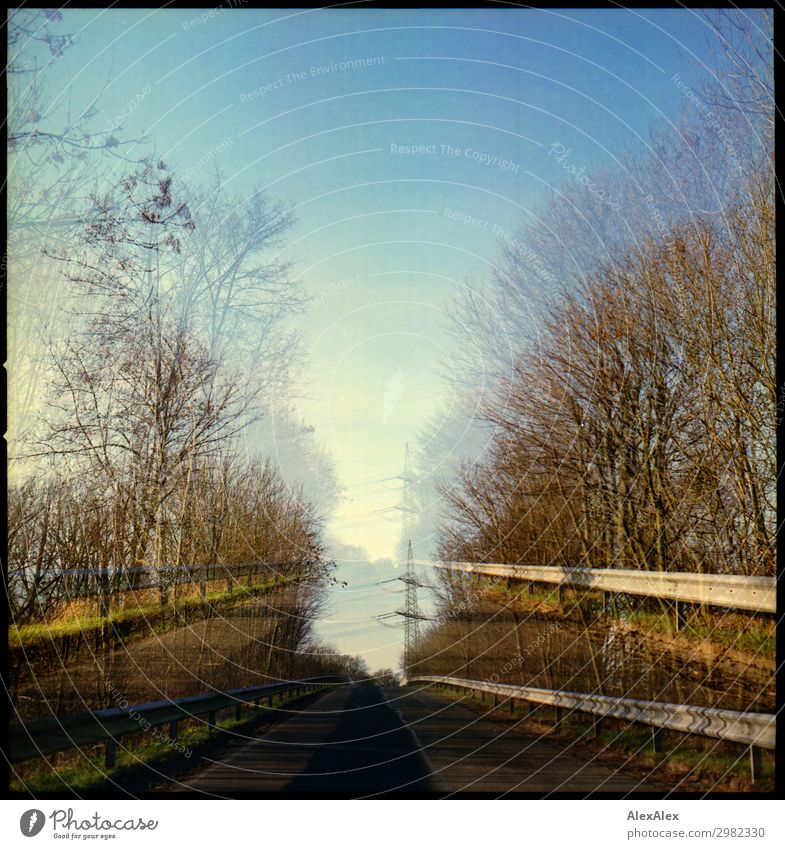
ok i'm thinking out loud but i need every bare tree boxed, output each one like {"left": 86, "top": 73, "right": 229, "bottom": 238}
{"left": 7, "top": 10, "right": 148, "bottom": 450}
{"left": 169, "top": 169, "right": 302, "bottom": 400}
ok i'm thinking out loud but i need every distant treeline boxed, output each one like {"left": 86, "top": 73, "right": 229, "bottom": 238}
{"left": 8, "top": 458, "right": 327, "bottom": 624}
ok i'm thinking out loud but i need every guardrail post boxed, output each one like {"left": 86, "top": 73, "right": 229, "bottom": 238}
{"left": 169, "top": 720, "right": 178, "bottom": 743}
{"left": 235, "top": 702, "right": 242, "bottom": 721}
{"left": 508, "top": 698, "right": 515, "bottom": 715}
{"left": 593, "top": 716, "right": 602, "bottom": 738}
{"left": 267, "top": 694, "right": 273, "bottom": 707}
{"left": 100, "top": 584, "right": 111, "bottom": 619}
{"left": 254, "top": 697, "right": 260, "bottom": 707}
{"left": 105, "top": 738, "right": 117, "bottom": 769}
{"left": 674, "top": 601, "right": 686, "bottom": 632}
{"left": 208, "top": 710, "right": 216, "bottom": 728}
{"left": 493, "top": 692, "right": 499, "bottom": 707}
{"left": 652, "top": 727, "right": 664, "bottom": 753}
{"left": 555, "top": 706, "right": 563, "bottom": 730}
{"left": 749, "top": 746, "right": 763, "bottom": 784}
{"left": 558, "top": 584, "right": 566, "bottom": 605}
{"left": 528, "top": 701, "right": 535, "bottom": 716}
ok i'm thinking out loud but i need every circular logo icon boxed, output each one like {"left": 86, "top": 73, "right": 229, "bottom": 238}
{"left": 20, "top": 810, "right": 46, "bottom": 837}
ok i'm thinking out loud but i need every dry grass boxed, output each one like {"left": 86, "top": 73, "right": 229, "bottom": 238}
{"left": 483, "top": 582, "right": 776, "bottom": 665}
{"left": 19, "top": 578, "right": 262, "bottom": 627}
{"left": 9, "top": 577, "right": 284, "bottom": 650}
{"left": 8, "top": 582, "right": 299, "bottom": 722}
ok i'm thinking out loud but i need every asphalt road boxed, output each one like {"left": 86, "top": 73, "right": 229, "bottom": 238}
{"left": 163, "top": 683, "right": 651, "bottom": 796}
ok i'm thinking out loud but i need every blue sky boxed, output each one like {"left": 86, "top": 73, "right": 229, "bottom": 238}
{"left": 13, "top": 7, "right": 731, "bottom": 669}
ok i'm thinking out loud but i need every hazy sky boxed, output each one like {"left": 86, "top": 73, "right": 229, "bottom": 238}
{"left": 11, "top": 7, "right": 725, "bottom": 669}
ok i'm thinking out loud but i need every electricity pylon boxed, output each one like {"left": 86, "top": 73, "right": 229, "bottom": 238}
{"left": 402, "top": 540, "right": 420, "bottom": 673}
{"left": 395, "top": 444, "right": 428, "bottom": 677}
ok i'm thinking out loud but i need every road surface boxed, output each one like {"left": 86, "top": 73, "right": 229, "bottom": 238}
{"left": 163, "top": 682, "right": 652, "bottom": 796}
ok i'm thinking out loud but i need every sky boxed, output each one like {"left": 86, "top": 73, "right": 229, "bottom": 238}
{"left": 9, "top": 7, "right": 731, "bottom": 670}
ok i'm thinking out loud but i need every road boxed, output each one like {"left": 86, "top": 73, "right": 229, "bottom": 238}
{"left": 163, "top": 683, "right": 652, "bottom": 796}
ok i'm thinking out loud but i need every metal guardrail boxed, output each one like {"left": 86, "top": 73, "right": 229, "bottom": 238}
{"left": 8, "top": 675, "right": 348, "bottom": 766}
{"left": 407, "top": 675, "right": 775, "bottom": 748}
{"left": 431, "top": 562, "right": 776, "bottom": 613}
{"left": 8, "top": 563, "right": 304, "bottom": 624}
{"left": 408, "top": 675, "right": 776, "bottom": 781}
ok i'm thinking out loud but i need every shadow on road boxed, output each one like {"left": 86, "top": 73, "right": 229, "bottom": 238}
{"left": 283, "top": 682, "right": 437, "bottom": 796}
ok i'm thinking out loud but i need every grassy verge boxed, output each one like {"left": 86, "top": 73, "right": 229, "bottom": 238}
{"left": 9, "top": 578, "right": 285, "bottom": 665}
{"left": 485, "top": 581, "right": 776, "bottom": 661}
{"left": 431, "top": 684, "right": 774, "bottom": 792}
{"left": 9, "top": 686, "right": 330, "bottom": 796}
{"left": 616, "top": 608, "right": 776, "bottom": 657}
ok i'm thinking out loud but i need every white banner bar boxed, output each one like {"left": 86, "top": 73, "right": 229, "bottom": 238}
{"left": 2, "top": 800, "right": 782, "bottom": 848}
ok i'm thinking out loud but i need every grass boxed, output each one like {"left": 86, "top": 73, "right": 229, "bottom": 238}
{"left": 9, "top": 686, "right": 329, "bottom": 795}
{"left": 431, "top": 684, "right": 774, "bottom": 792}
{"left": 610, "top": 608, "right": 776, "bottom": 658}
{"left": 680, "top": 621, "right": 775, "bottom": 656}
{"left": 9, "top": 577, "right": 285, "bottom": 654}
{"left": 486, "top": 581, "right": 569, "bottom": 615}
{"left": 502, "top": 583, "right": 561, "bottom": 605}
{"left": 489, "top": 580, "right": 776, "bottom": 660}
